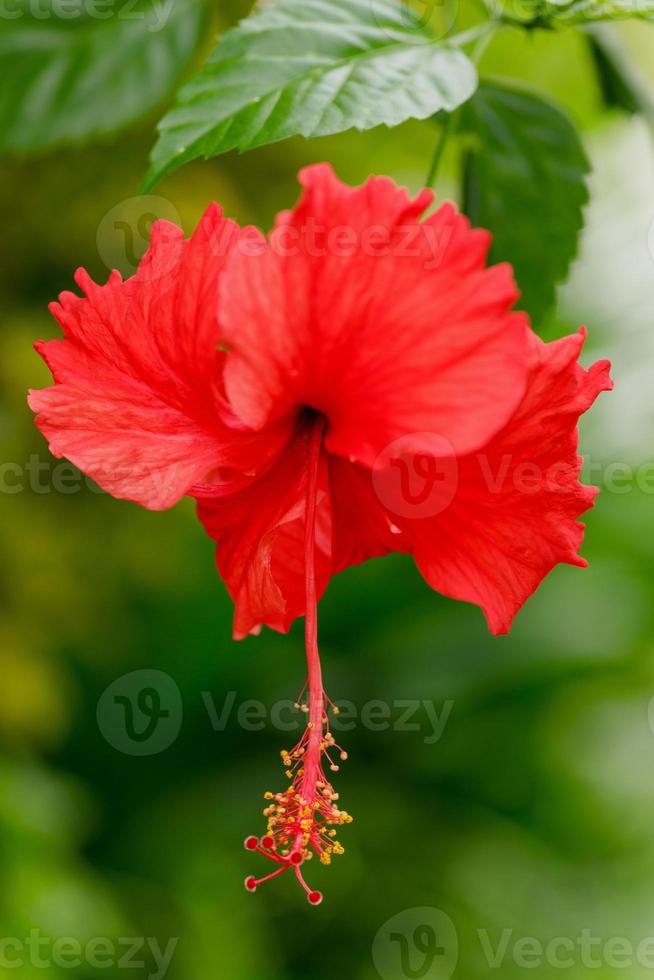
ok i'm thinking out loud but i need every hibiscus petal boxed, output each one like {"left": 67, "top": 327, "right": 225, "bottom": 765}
{"left": 29, "top": 206, "right": 288, "bottom": 510}
{"left": 394, "top": 329, "right": 613, "bottom": 633}
{"left": 219, "top": 163, "right": 529, "bottom": 465}
{"left": 329, "top": 457, "right": 410, "bottom": 572}
{"left": 196, "top": 426, "right": 332, "bottom": 639}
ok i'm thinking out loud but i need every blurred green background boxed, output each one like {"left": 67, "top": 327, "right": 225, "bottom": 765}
{"left": 2, "top": 5, "right": 654, "bottom": 978}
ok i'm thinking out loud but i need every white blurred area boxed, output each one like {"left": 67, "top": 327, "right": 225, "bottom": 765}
{"left": 561, "top": 44, "right": 654, "bottom": 462}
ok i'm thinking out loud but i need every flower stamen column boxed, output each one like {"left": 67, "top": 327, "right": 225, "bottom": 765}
{"left": 244, "top": 415, "right": 352, "bottom": 904}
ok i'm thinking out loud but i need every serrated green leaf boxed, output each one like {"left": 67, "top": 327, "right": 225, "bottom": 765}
{"left": 462, "top": 79, "right": 590, "bottom": 324}
{"left": 587, "top": 24, "right": 654, "bottom": 117}
{"left": 0, "top": 0, "right": 206, "bottom": 155}
{"left": 143, "top": 0, "right": 477, "bottom": 190}
{"left": 547, "top": 0, "right": 654, "bottom": 23}
{"left": 495, "top": 0, "right": 654, "bottom": 25}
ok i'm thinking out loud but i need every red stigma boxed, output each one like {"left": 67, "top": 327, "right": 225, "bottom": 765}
{"left": 308, "top": 891, "right": 323, "bottom": 906}
{"left": 244, "top": 836, "right": 258, "bottom": 850}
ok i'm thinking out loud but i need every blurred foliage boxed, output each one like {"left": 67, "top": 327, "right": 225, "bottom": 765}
{"left": 462, "top": 78, "right": 590, "bottom": 321}
{"left": 0, "top": 0, "right": 207, "bottom": 155}
{"left": 1, "top": 3, "right": 654, "bottom": 979}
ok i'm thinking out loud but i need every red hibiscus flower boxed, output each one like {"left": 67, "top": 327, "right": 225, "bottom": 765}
{"left": 29, "top": 164, "right": 612, "bottom": 904}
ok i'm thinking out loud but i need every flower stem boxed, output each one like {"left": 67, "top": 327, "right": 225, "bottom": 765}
{"left": 471, "top": 18, "right": 501, "bottom": 63}
{"left": 244, "top": 413, "right": 351, "bottom": 903}
{"left": 425, "top": 112, "right": 455, "bottom": 189}
{"left": 425, "top": 18, "right": 500, "bottom": 189}
{"left": 298, "top": 415, "right": 326, "bottom": 823}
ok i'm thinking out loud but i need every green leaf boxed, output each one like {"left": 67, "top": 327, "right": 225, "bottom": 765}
{"left": 462, "top": 79, "right": 590, "bottom": 324}
{"left": 143, "top": 0, "right": 478, "bottom": 190}
{"left": 587, "top": 24, "right": 654, "bottom": 117}
{"left": 496, "top": 0, "right": 654, "bottom": 26}
{"left": 547, "top": 0, "right": 654, "bottom": 23}
{"left": 0, "top": 0, "right": 206, "bottom": 155}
